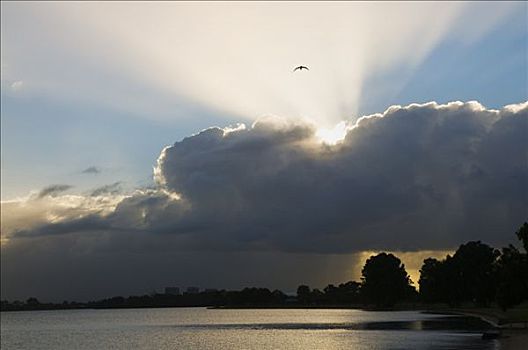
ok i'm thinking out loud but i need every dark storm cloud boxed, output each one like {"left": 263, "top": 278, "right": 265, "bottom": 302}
{"left": 81, "top": 166, "right": 101, "bottom": 174}
{"left": 37, "top": 184, "right": 72, "bottom": 198}
{"left": 150, "top": 101, "right": 528, "bottom": 252}
{"left": 15, "top": 214, "right": 112, "bottom": 238}
{"left": 11, "top": 102, "right": 528, "bottom": 253}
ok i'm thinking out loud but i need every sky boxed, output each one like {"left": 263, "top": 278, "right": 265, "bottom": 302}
{"left": 1, "top": 2, "right": 527, "bottom": 301}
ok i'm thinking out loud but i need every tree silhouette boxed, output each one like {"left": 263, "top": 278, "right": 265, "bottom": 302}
{"left": 451, "top": 241, "right": 499, "bottom": 306}
{"left": 26, "top": 297, "right": 40, "bottom": 306}
{"left": 361, "top": 252, "right": 414, "bottom": 307}
{"left": 336, "top": 281, "right": 361, "bottom": 303}
{"left": 496, "top": 244, "right": 528, "bottom": 310}
{"left": 296, "top": 285, "right": 311, "bottom": 304}
{"left": 418, "top": 258, "right": 444, "bottom": 303}
{"left": 418, "top": 241, "right": 499, "bottom": 306}
{"left": 516, "top": 222, "right": 528, "bottom": 253}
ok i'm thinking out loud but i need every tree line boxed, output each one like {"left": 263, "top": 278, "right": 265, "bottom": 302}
{"left": 297, "top": 223, "right": 527, "bottom": 310}
{"left": 419, "top": 223, "right": 528, "bottom": 310}
{"left": 2, "top": 223, "right": 527, "bottom": 312}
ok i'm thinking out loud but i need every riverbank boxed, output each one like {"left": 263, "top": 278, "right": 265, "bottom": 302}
{"left": 438, "top": 305, "right": 528, "bottom": 327}
{"left": 436, "top": 306, "right": 528, "bottom": 350}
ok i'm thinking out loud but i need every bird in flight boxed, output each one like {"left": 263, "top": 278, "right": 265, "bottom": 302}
{"left": 293, "top": 65, "right": 309, "bottom": 72}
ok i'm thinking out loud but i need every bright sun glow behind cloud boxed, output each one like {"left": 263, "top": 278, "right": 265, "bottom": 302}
{"left": 316, "top": 121, "right": 349, "bottom": 145}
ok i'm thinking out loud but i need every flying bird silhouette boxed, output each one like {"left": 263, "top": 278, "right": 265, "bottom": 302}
{"left": 293, "top": 65, "right": 309, "bottom": 72}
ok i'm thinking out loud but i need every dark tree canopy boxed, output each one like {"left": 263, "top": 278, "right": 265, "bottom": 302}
{"left": 418, "top": 258, "right": 444, "bottom": 303}
{"left": 361, "top": 252, "right": 414, "bottom": 307}
{"left": 496, "top": 245, "right": 528, "bottom": 310}
{"left": 451, "top": 241, "right": 499, "bottom": 306}
{"left": 296, "top": 285, "right": 311, "bottom": 304}
{"left": 516, "top": 222, "right": 528, "bottom": 253}
{"left": 418, "top": 241, "right": 499, "bottom": 306}
{"left": 26, "top": 297, "right": 40, "bottom": 306}
{"left": 295, "top": 282, "right": 361, "bottom": 305}
{"left": 418, "top": 224, "right": 528, "bottom": 310}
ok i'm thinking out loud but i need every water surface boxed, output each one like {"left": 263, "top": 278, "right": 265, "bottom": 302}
{"left": 1, "top": 308, "right": 499, "bottom": 349}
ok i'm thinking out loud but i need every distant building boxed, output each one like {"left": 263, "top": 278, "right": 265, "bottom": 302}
{"left": 164, "top": 287, "right": 180, "bottom": 295}
{"left": 186, "top": 287, "right": 199, "bottom": 294}
{"left": 204, "top": 288, "right": 218, "bottom": 293}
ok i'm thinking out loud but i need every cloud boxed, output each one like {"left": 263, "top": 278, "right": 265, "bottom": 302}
{"left": 1, "top": 192, "right": 122, "bottom": 241}
{"left": 37, "top": 184, "right": 72, "bottom": 199}
{"left": 89, "top": 182, "right": 122, "bottom": 197}
{"left": 151, "top": 101, "right": 527, "bottom": 253}
{"left": 6, "top": 101, "right": 527, "bottom": 253}
{"left": 81, "top": 166, "right": 101, "bottom": 174}
{"left": 10, "top": 80, "right": 23, "bottom": 91}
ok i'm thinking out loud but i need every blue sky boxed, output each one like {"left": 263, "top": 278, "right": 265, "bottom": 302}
{"left": 1, "top": 2, "right": 526, "bottom": 200}
{"left": 359, "top": 7, "right": 527, "bottom": 114}
{"left": 1, "top": 89, "right": 231, "bottom": 198}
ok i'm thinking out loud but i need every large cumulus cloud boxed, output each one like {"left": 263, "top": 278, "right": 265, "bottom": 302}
{"left": 148, "top": 101, "right": 527, "bottom": 252}
{"left": 6, "top": 101, "right": 527, "bottom": 254}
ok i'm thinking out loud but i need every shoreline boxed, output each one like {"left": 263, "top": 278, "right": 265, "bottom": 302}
{"left": 424, "top": 309, "right": 501, "bottom": 327}
{"left": 436, "top": 309, "right": 528, "bottom": 350}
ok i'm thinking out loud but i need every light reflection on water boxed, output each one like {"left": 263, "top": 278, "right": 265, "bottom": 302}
{"left": 1, "top": 308, "right": 499, "bottom": 350}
